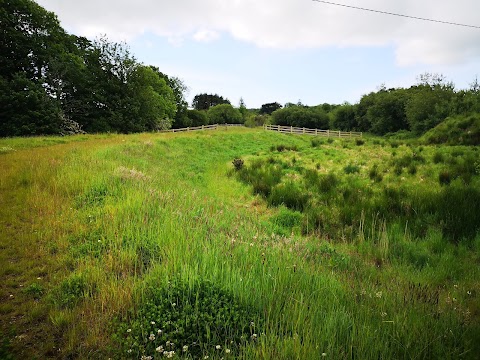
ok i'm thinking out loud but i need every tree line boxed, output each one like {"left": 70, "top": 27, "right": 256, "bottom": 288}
{"left": 1, "top": 0, "right": 186, "bottom": 136}
{"left": 1, "top": 1, "right": 479, "bottom": 137}
{"left": 267, "top": 74, "right": 480, "bottom": 136}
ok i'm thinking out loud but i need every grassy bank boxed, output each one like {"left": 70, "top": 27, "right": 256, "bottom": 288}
{"left": 1, "top": 128, "right": 479, "bottom": 359}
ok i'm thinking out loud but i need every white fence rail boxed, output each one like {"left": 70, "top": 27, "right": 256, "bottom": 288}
{"left": 264, "top": 124, "right": 362, "bottom": 138}
{"left": 161, "top": 124, "right": 244, "bottom": 133}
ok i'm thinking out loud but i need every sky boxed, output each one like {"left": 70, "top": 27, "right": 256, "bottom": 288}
{"left": 36, "top": 0, "right": 480, "bottom": 109}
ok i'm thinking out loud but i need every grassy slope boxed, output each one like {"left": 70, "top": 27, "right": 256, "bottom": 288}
{"left": 0, "top": 128, "right": 479, "bottom": 359}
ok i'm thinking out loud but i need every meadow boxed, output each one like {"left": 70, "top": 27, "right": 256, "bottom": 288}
{"left": 0, "top": 127, "right": 479, "bottom": 359}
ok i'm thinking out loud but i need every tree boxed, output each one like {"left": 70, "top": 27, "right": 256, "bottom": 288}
{"left": 0, "top": 0, "right": 70, "bottom": 135}
{"left": 365, "top": 89, "right": 409, "bottom": 135}
{"left": 405, "top": 76, "right": 455, "bottom": 134}
{"left": 186, "top": 110, "right": 208, "bottom": 127}
{"left": 271, "top": 106, "right": 329, "bottom": 129}
{"left": 207, "top": 104, "right": 242, "bottom": 124}
{"left": 331, "top": 103, "right": 357, "bottom": 131}
{"left": 192, "top": 93, "right": 230, "bottom": 110}
{"left": 259, "top": 102, "right": 282, "bottom": 115}
{"left": 239, "top": 97, "right": 248, "bottom": 121}
{"left": 150, "top": 67, "right": 189, "bottom": 129}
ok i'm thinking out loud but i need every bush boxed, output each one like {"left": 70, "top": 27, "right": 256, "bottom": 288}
{"left": 116, "top": 278, "right": 261, "bottom": 359}
{"left": 268, "top": 181, "right": 309, "bottom": 211}
{"left": 232, "top": 158, "right": 244, "bottom": 171}
{"left": 438, "top": 170, "right": 452, "bottom": 186}
{"left": 369, "top": 165, "right": 383, "bottom": 182}
{"left": 433, "top": 151, "right": 445, "bottom": 164}
{"left": 271, "top": 207, "right": 303, "bottom": 230}
{"left": 344, "top": 164, "right": 360, "bottom": 174}
{"left": 355, "top": 139, "right": 365, "bottom": 146}
{"left": 270, "top": 144, "right": 298, "bottom": 152}
{"left": 311, "top": 138, "right": 323, "bottom": 147}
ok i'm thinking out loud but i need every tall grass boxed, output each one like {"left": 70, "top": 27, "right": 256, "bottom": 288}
{"left": 0, "top": 128, "right": 479, "bottom": 359}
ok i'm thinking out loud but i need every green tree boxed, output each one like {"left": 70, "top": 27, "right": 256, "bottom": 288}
{"left": 207, "top": 104, "right": 242, "bottom": 124}
{"left": 186, "top": 109, "right": 208, "bottom": 127}
{"left": 192, "top": 93, "right": 230, "bottom": 110}
{"left": 0, "top": 0, "right": 69, "bottom": 135}
{"left": 405, "top": 73, "right": 455, "bottom": 134}
{"left": 259, "top": 102, "right": 282, "bottom": 115}
{"left": 331, "top": 103, "right": 357, "bottom": 131}
{"left": 365, "top": 89, "right": 409, "bottom": 135}
{"left": 271, "top": 105, "right": 329, "bottom": 129}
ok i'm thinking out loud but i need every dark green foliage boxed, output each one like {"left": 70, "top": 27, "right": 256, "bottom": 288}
{"left": 236, "top": 160, "right": 283, "bottom": 198}
{"left": 343, "top": 164, "right": 360, "bottom": 174}
{"left": 432, "top": 185, "right": 480, "bottom": 243}
{"left": 408, "top": 164, "right": 417, "bottom": 175}
{"left": 355, "top": 139, "right": 365, "bottom": 146}
{"left": 439, "top": 170, "right": 452, "bottom": 185}
{"left": 271, "top": 105, "right": 329, "bottom": 129}
{"left": 207, "top": 104, "right": 242, "bottom": 124}
{"left": 433, "top": 151, "right": 445, "bottom": 164}
{"left": 116, "top": 278, "right": 261, "bottom": 359}
{"left": 311, "top": 138, "right": 324, "bottom": 147}
{"left": 331, "top": 103, "right": 357, "bottom": 131}
{"left": 271, "top": 207, "right": 303, "bottom": 230}
{"left": 192, "top": 93, "right": 230, "bottom": 111}
{"left": 0, "top": 1, "right": 179, "bottom": 136}
{"left": 259, "top": 102, "right": 282, "bottom": 115}
{"left": 368, "top": 165, "right": 383, "bottom": 182}
{"left": 268, "top": 182, "right": 309, "bottom": 211}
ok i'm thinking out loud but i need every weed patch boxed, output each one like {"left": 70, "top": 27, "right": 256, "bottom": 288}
{"left": 116, "top": 278, "right": 261, "bottom": 359}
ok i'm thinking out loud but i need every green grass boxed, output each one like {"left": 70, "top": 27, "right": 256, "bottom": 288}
{"left": 0, "top": 128, "right": 479, "bottom": 359}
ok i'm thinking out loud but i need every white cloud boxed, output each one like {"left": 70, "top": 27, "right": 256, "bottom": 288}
{"left": 37, "top": 0, "right": 480, "bottom": 66}
{"left": 193, "top": 29, "right": 220, "bottom": 43}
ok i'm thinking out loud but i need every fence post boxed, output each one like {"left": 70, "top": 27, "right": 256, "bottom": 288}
{"left": 290, "top": 126, "right": 293, "bottom": 133}
{"left": 349, "top": 131, "right": 352, "bottom": 138}
{"left": 303, "top": 127, "right": 305, "bottom": 134}
{"left": 327, "top": 129, "right": 330, "bottom": 137}
{"left": 202, "top": 125, "right": 204, "bottom": 130}
{"left": 315, "top": 128, "right": 318, "bottom": 135}
{"left": 187, "top": 127, "right": 190, "bottom": 132}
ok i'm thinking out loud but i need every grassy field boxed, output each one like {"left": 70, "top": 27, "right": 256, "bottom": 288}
{"left": 0, "top": 127, "right": 479, "bottom": 359}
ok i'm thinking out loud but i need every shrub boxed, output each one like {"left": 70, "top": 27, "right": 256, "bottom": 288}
{"left": 369, "top": 165, "right": 383, "bottom": 182}
{"left": 232, "top": 158, "right": 244, "bottom": 171}
{"left": 311, "top": 138, "right": 323, "bottom": 147}
{"left": 268, "top": 181, "right": 309, "bottom": 211}
{"left": 318, "top": 173, "right": 339, "bottom": 192}
{"left": 270, "top": 144, "right": 298, "bottom": 152}
{"left": 344, "top": 164, "right": 360, "bottom": 174}
{"left": 271, "top": 207, "right": 303, "bottom": 230}
{"left": 355, "top": 139, "right": 365, "bottom": 146}
{"left": 116, "top": 278, "right": 261, "bottom": 359}
{"left": 433, "top": 151, "right": 445, "bottom": 164}
{"left": 408, "top": 164, "right": 417, "bottom": 175}
{"left": 438, "top": 170, "right": 452, "bottom": 186}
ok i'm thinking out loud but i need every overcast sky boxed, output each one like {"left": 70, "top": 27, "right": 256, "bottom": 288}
{"left": 36, "top": 0, "right": 480, "bottom": 108}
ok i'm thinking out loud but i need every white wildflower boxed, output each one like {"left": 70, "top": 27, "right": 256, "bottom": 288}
{"left": 149, "top": 334, "right": 155, "bottom": 341}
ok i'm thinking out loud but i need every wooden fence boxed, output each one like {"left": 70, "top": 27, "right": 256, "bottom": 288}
{"left": 264, "top": 124, "right": 362, "bottom": 138}
{"left": 161, "top": 124, "right": 244, "bottom": 133}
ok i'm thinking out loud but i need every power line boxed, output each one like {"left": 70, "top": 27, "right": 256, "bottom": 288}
{"left": 311, "top": 0, "right": 480, "bottom": 29}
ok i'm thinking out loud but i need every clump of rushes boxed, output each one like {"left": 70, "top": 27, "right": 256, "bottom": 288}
{"left": 232, "top": 158, "right": 244, "bottom": 171}
{"left": 116, "top": 278, "right": 261, "bottom": 359}
{"left": 439, "top": 170, "right": 452, "bottom": 186}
